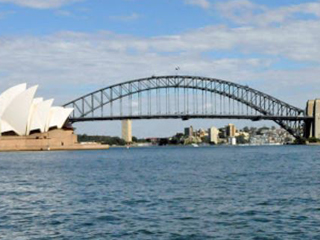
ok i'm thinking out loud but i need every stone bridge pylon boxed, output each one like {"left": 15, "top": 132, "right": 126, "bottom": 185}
{"left": 305, "top": 99, "right": 320, "bottom": 139}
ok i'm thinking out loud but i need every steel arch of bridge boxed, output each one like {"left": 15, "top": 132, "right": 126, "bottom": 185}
{"left": 63, "top": 75, "right": 311, "bottom": 139}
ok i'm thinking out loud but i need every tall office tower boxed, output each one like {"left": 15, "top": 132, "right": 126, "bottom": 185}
{"left": 184, "top": 125, "right": 194, "bottom": 137}
{"left": 226, "top": 123, "right": 236, "bottom": 137}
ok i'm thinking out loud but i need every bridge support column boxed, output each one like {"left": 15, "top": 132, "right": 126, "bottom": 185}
{"left": 122, "top": 119, "right": 132, "bottom": 143}
{"left": 305, "top": 100, "right": 315, "bottom": 138}
{"left": 314, "top": 99, "right": 320, "bottom": 139}
{"left": 305, "top": 99, "right": 320, "bottom": 139}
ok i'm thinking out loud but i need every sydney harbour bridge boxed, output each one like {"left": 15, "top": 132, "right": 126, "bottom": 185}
{"left": 63, "top": 75, "right": 318, "bottom": 140}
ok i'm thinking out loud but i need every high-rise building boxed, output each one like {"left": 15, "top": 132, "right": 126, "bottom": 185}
{"left": 226, "top": 123, "right": 236, "bottom": 137}
{"left": 184, "top": 126, "right": 194, "bottom": 137}
{"left": 208, "top": 127, "right": 219, "bottom": 144}
{"left": 122, "top": 119, "right": 132, "bottom": 143}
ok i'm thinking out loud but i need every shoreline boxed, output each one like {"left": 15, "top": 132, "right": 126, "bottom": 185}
{"left": 0, "top": 144, "right": 110, "bottom": 152}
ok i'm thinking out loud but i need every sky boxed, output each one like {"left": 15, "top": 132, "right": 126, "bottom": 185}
{"left": 0, "top": 0, "right": 319, "bottom": 137}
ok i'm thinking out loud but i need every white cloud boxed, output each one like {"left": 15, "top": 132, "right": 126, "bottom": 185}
{"left": 0, "top": 31, "right": 273, "bottom": 105}
{"left": 0, "top": 2, "right": 319, "bottom": 121}
{"left": 0, "top": 24, "right": 318, "bottom": 107}
{"left": 0, "top": 10, "right": 15, "bottom": 19}
{"left": 55, "top": 10, "right": 73, "bottom": 16}
{"left": 109, "top": 13, "right": 141, "bottom": 22}
{"left": 216, "top": 0, "right": 320, "bottom": 26}
{"left": 184, "top": 0, "right": 211, "bottom": 9}
{"left": 0, "top": 0, "right": 82, "bottom": 9}
{"left": 0, "top": 24, "right": 319, "bottom": 136}
{"left": 0, "top": 0, "right": 318, "bottom": 136}
{"left": 138, "top": 20, "right": 320, "bottom": 62}
{"left": 215, "top": 0, "right": 266, "bottom": 24}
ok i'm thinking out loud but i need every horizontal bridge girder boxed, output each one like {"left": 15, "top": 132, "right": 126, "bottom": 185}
{"left": 69, "top": 114, "right": 312, "bottom": 123}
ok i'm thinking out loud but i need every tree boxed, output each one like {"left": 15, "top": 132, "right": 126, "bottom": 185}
{"left": 294, "top": 138, "right": 306, "bottom": 145}
{"left": 175, "top": 133, "right": 184, "bottom": 139}
{"left": 307, "top": 137, "right": 320, "bottom": 143}
{"left": 257, "top": 127, "right": 269, "bottom": 135}
{"left": 77, "top": 134, "right": 126, "bottom": 146}
{"left": 159, "top": 138, "right": 169, "bottom": 146}
{"left": 236, "top": 134, "right": 249, "bottom": 144}
{"left": 250, "top": 127, "right": 257, "bottom": 134}
{"left": 169, "top": 138, "right": 179, "bottom": 145}
{"left": 284, "top": 137, "right": 293, "bottom": 144}
{"left": 243, "top": 126, "right": 250, "bottom": 133}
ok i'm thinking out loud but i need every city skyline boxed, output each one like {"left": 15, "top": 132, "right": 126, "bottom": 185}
{"left": 138, "top": 123, "right": 295, "bottom": 146}
{"left": 0, "top": 0, "right": 319, "bottom": 137}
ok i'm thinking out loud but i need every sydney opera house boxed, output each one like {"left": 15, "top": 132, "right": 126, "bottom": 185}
{"left": 0, "top": 84, "right": 108, "bottom": 151}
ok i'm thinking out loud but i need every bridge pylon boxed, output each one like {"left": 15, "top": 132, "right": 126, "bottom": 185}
{"left": 305, "top": 99, "right": 320, "bottom": 139}
{"left": 122, "top": 119, "right": 132, "bottom": 143}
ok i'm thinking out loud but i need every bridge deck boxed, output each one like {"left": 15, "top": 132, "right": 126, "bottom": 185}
{"left": 70, "top": 114, "right": 312, "bottom": 123}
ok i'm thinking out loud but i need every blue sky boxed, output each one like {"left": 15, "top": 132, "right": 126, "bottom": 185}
{"left": 0, "top": 0, "right": 315, "bottom": 36}
{"left": 0, "top": 0, "right": 319, "bottom": 137}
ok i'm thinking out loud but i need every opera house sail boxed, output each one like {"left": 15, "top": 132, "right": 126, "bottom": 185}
{"left": 0, "top": 83, "right": 108, "bottom": 151}
{"left": 0, "top": 83, "right": 73, "bottom": 136}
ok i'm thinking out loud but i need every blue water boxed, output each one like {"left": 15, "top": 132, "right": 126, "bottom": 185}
{"left": 0, "top": 146, "right": 320, "bottom": 239}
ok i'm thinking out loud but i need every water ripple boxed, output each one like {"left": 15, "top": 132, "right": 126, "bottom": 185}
{"left": 0, "top": 146, "right": 319, "bottom": 239}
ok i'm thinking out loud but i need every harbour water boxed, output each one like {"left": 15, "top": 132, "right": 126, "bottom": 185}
{"left": 0, "top": 146, "right": 319, "bottom": 239}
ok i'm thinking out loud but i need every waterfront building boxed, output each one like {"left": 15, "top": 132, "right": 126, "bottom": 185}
{"left": 228, "top": 137, "right": 237, "bottom": 145}
{"left": 184, "top": 126, "right": 194, "bottom": 137}
{"left": 196, "top": 128, "right": 207, "bottom": 138}
{"left": 184, "top": 136, "right": 202, "bottom": 145}
{"left": 0, "top": 84, "right": 109, "bottom": 151}
{"left": 235, "top": 131, "right": 250, "bottom": 140}
{"left": 226, "top": 124, "right": 236, "bottom": 137}
{"left": 122, "top": 119, "right": 132, "bottom": 143}
{"left": 0, "top": 83, "right": 73, "bottom": 136}
{"left": 248, "top": 127, "right": 294, "bottom": 145}
{"left": 208, "top": 127, "right": 219, "bottom": 144}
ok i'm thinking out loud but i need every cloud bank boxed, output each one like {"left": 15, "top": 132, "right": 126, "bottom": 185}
{"left": 0, "top": 1, "right": 319, "bottom": 108}
{"left": 0, "top": 0, "right": 82, "bottom": 9}
{"left": 1, "top": 0, "right": 320, "bottom": 136}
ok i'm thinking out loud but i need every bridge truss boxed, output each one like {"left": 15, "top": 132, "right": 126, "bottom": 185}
{"left": 63, "top": 76, "right": 311, "bottom": 139}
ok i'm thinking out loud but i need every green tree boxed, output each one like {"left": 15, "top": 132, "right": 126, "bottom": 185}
{"left": 308, "top": 137, "right": 320, "bottom": 143}
{"left": 236, "top": 134, "right": 249, "bottom": 144}
{"left": 243, "top": 126, "right": 250, "bottom": 133}
{"left": 294, "top": 138, "right": 306, "bottom": 145}
{"left": 77, "top": 134, "right": 126, "bottom": 146}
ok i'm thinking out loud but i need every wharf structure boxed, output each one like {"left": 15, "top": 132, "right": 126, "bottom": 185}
{"left": 0, "top": 84, "right": 109, "bottom": 151}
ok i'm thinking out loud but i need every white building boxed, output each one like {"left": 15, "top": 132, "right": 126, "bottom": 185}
{"left": 228, "top": 137, "right": 237, "bottom": 145}
{"left": 0, "top": 83, "right": 73, "bottom": 136}
{"left": 208, "top": 127, "right": 219, "bottom": 144}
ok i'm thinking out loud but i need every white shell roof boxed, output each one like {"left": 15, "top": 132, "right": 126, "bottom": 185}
{"left": 46, "top": 107, "right": 74, "bottom": 131}
{"left": 0, "top": 83, "right": 27, "bottom": 117}
{"left": 27, "top": 99, "right": 54, "bottom": 134}
{"left": 2, "top": 86, "right": 38, "bottom": 136}
{"left": 0, "top": 84, "right": 73, "bottom": 136}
